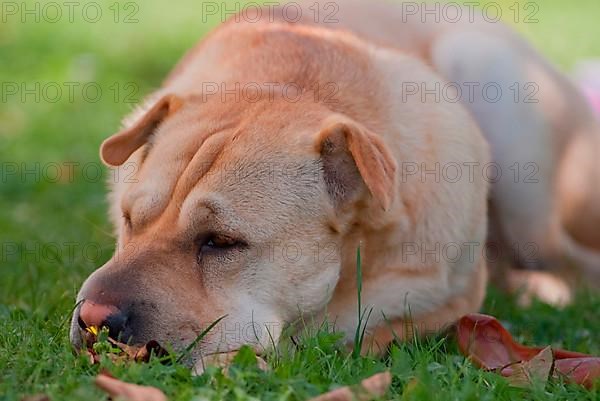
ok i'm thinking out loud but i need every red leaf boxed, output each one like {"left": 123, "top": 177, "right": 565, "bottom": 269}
{"left": 555, "top": 358, "right": 600, "bottom": 388}
{"left": 457, "top": 314, "right": 600, "bottom": 388}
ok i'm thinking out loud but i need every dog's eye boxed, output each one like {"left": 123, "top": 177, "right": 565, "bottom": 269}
{"left": 123, "top": 212, "right": 132, "bottom": 230}
{"left": 200, "top": 235, "right": 241, "bottom": 252}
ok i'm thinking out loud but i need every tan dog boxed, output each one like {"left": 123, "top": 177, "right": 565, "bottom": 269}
{"left": 71, "top": 1, "right": 600, "bottom": 370}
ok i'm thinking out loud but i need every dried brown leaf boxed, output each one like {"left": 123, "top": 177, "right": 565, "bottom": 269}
{"left": 95, "top": 373, "right": 167, "bottom": 401}
{"left": 81, "top": 327, "right": 168, "bottom": 365}
{"left": 502, "top": 346, "right": 553, "bottom": 388}
{"left": 308, "top": 371, "right": 391, "bottom": 401}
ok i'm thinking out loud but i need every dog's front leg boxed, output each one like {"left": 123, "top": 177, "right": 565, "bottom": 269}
{"left": 359, "top": 259, "right": 488, "bottom": 355}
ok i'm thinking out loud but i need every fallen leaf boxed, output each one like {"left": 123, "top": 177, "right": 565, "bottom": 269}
{"left": 457, "top": 314, "right": 600, "bottom": 388}
{"left": 81, "top": 326, "right": 168, "bottom": 365}
{"left": 308, "top": 371, "right": 391, "bottom": 401}
{"left": 555, "top": 357, "right": 600, "bottom": 388}
{"left": 95, "top": 373, "right": 167, "bottom": 401}
{"left": 502, "top": 346, "right": 553, "bottom": 388}
{"left": 109, "top": 338, "right": 169, "bottom": 363}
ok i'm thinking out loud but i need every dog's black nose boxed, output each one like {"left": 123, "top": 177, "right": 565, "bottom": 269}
{"left": 78, "top": 300, "right": 130, "bottom": 342}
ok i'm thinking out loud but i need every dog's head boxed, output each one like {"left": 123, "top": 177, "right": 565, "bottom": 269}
{"left": 70, "top": 93, "right": 396, "bottom": 366}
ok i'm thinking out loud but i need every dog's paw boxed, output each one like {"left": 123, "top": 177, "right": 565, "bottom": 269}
{"left": 507, "top": 270, "right": 573, "bottom": 307}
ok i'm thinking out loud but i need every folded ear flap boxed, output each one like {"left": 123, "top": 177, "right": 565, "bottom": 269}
{"left": 316, "top": 116, "right": 397, "bottom": 211}
{"left": 100, "top": 95, "right": 183, "bottom": 166}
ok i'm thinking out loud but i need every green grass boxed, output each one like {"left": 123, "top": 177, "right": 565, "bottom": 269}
{"left": 1, "top": 0, "right": 599, "bottom": 400}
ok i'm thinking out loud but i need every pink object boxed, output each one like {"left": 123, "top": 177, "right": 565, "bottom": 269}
{"left": 574, "top": 60, "right": 600, "bottom": 115}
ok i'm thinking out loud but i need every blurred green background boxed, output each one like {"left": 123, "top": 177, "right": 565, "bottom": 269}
{"left": 1, "top": 1, "right": 599, "bottom": 399}
{"left": 3, "top": 0, "right": 599, "bottom": 316}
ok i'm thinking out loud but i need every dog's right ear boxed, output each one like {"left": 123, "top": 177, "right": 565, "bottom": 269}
{"left": 100, "top": 95, "right": 183, "bottom": 166}
{"left": 316, "top": 115, "right": 397, "bottom": 211}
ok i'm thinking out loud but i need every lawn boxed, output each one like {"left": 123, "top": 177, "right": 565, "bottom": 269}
{"left": 1, "top": 0, "right": 599, "bottom": 400}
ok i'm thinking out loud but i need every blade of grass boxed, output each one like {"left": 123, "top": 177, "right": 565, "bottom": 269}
{"left": 353, "top": 245, "right": 373, "bottom": 357}
{"left": 176, "top": 315, "right": 227, "bottom": 363}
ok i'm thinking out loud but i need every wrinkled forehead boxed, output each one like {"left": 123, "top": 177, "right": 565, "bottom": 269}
{"left": 183, "top": 138, "right": 323, "bottom": 227}
{"left": 119, "top": 109, "right": 323, "bottom": 231}
{"left": 118, "top": 111, "right": 234, "bottom": 224}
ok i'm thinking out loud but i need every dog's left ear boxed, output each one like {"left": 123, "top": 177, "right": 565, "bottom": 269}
{"left": 100, "top": 94, "right": 183, "bottom": 166}
{"left": 316, "top": 116, "right": 397, "bottom": 211}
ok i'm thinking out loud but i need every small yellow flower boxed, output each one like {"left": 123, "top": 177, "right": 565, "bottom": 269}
{"left": 86, "top": 326, "right": 99, "bottom": 336}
